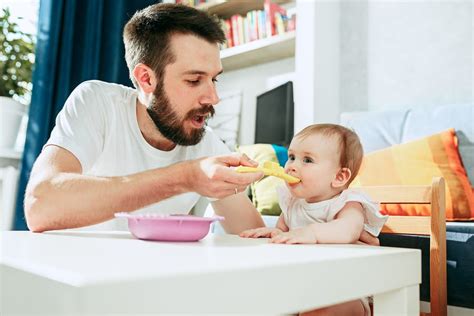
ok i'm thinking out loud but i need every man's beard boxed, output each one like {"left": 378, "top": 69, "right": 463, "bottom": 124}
{"left": 146, "top": 85, "right": 215, "bottom": 146}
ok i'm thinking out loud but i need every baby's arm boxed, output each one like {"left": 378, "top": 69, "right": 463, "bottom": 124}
{"left": 240, "top": 214, "right": 289, "bottom": 238}
{"left": 271, "top": 201, "right": 365, "bottom": 244}
{"left": 312, "top": 201, "right": 365, "bottom": 243}
{"left": 358, "top": 230, "right": 380, "bottom": 246}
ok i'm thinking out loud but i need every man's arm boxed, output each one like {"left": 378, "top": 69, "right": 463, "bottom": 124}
{"left": 211, "top": 193, "right": 265, "bottom": 234}
{"left": 25, "top": 146, "right": 263, "bottom": 232}
{"left": 275, "top": 213, "right": 289, "bottom": 232}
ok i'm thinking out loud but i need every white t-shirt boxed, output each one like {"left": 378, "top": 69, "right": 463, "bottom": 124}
{"left": 46, "top": 80, "right": 230, "bottom": 230}
{"left": 276, "top": 186, "right": 388, "bottom": 237}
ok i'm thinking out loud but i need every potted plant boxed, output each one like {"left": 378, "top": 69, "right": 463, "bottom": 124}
{"left": 0, "top": 8, "right": 35, "bottom": 149}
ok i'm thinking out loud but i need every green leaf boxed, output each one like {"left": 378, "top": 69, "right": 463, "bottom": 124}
{"left": 0, "top": 7, "right": 36, "bottom": 100}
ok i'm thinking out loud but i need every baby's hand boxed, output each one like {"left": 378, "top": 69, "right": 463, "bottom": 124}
{"left": 239, "top": 227, "right": 283, "bottom": 238}
{"left": 271, "top": 226, "right": 317, "bottom": 244}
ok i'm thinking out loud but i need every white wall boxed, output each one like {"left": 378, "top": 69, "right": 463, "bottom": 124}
{"left": 340, "top": 0, "right": 369, "bottom": 113}
{"left": 295, "top": 0, "right": 341, "bottom": 132}
{"left": 217, "top": 57, "right": 295, "bottom": 145}
{"left": 219, "top": 0, "right": 473, "bottom": 145}
{"left": 340, "top": 0, "right": 473, "bottom": 112}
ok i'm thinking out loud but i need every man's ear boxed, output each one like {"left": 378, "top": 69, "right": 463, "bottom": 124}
{"left": 332, "top": 167, "right": 352, "bottom": 188}
{"left": 132, "top": 63, "right": 157, "bottom": 94}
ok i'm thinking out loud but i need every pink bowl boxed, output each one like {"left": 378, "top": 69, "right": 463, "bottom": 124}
{"left": 115, "top": 213, "right": 224, "bottom": 242}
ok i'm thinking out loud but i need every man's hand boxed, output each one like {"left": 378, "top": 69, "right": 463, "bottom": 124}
{"left": 185, "top": 153, "right": 263, "bottom": 199}
{"left": 239, "top": 227, "right": 283, "bottom": 238}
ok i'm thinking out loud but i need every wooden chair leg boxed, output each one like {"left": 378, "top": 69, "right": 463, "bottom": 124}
{"left": 429, "top": 177, "right": 447, "bottom": 316}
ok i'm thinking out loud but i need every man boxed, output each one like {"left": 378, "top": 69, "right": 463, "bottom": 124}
{"left": 24, "top": 3, "right": 264, "bottom": 233}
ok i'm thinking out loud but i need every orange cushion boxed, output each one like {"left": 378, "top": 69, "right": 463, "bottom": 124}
{"left": 351, "top": 129, "right": 474, "bottom": 221}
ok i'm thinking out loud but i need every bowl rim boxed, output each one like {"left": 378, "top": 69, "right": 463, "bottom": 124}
{"left": 114, "top": 212, "right": 224, "bottom": 222}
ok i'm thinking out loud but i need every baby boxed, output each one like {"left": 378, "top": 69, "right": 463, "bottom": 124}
{"left": 240, "top": 123, "right": 388, "bottom": 316}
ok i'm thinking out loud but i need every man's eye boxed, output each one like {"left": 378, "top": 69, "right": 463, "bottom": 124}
{"left": 212, "top": 78, "right": 219, "bottom": 83}
{"left": 187, "top": 80, "right": 200, "bottom": 85}
{"left": 303, "top": 157, "right": 313, "bottom": 163}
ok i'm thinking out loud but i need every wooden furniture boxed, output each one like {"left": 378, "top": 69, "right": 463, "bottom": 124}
{"left": 361, "top": 177, "right": 447, "bottom": 316}
{"left": 1, "top": 231, "right": 420, "bottom": 315}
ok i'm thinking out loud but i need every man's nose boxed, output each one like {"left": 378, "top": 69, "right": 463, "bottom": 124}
{"left": 201, "top": 82, "right": 220, "bottom": 105}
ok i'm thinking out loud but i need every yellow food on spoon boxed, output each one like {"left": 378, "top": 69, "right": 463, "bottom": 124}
{"left": 235, "top": 161, "right": 300, "bottom": 184}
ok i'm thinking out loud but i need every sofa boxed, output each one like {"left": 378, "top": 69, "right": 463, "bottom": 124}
{"left": 340, "top": 103, "right": 474, "bottom": 312}
{"left": 213, "top": 103, "right": 474, "bottom": 313}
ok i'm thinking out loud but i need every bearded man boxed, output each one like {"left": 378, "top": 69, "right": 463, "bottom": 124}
{"left": 24, "top": 3, "right": 264, "bottom": 232}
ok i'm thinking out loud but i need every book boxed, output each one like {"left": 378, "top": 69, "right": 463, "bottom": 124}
{"left": 223, "top": 19, "right": 233, "bottom": 48}
{"left": 230, "top": 14, "right": 240, "bottom": 46}
{"left": 264, "top": 0, "right": 287, "bottom": 37}
{"left": 274, "top": 13, "right": 285, "bottom": 35}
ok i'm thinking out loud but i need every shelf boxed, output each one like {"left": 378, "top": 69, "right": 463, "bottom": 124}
{"left": 198, "top": 0, "right": 291, "bottom": 19}
{"left": 220, "top": 30, "right": 295, "bottom": 71}
{"left": 0, "top": 148, "right": 23, "bottom": 160}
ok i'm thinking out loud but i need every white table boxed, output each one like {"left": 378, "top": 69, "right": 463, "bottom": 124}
{"left": 1, "top": 231, "right": 421, "bottom": 315}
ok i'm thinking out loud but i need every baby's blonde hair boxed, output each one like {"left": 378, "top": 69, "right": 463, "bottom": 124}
{"left": 294, "top": 124, "right": 363, "bottom": 185}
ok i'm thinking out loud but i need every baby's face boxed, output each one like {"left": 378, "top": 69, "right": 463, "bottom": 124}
{"left": 284, "top": 133, "right": 342, "bottom": 203}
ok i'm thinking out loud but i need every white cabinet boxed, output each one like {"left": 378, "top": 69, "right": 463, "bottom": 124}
{"left": 0, "top": 149, "right": 22, "bottom": 230}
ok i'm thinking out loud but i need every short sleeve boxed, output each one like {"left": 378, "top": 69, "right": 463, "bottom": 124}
{"left": 45, "top": 81, "right": 106, "bottom": 172}
{"left": 330, "top": 189, "right": 388, "bottom": 237}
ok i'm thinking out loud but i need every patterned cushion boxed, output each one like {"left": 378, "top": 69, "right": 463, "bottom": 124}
{"left": 236, "top": 144, "right": 286, "bottom": 216}
{"left": 341, "top": 104, "right": 474, "bottom": 187}
{"left": 351, "top": 129, "right": 474, "bottom": 220}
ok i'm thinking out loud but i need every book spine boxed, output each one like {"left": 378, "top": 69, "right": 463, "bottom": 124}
{"left": 237, "top": 15, "right": 245, "bottom": 44}
{"left": 264, "top": 0, "right": 287, "bottom": 37}
{"left": 231, "top": 14, "right": 240, "bottom": 46}
{"left": 224, "top": 19, "right": 233, "bottom": 48}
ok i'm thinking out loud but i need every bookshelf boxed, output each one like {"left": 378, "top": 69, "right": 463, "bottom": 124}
{"left": 220, "top": 30, "right": 295, "bottom": 71}
{"left": 198, "top": 0, "right": 291, "bottom": 19}
{"left": 196, "top": 0, "right": 296, "bottom": 71}
{"left": 192, "top": 0, "right": 298, "bottom": 146}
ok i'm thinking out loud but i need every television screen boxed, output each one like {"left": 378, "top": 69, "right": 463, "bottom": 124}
{"left": 255, "top": 81, "right": 294, "bottom": 146}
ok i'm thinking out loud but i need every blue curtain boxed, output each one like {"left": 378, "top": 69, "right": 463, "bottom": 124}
{"left": 14, "top": 0, "right": 159, "bottom": 230}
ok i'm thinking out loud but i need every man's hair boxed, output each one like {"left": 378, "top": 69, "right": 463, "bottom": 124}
{"left": 123, "top": 3, "right": 225, "bottom": 87}
{"left": 295, "top": 124, "right": 364, "bottom": 185}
